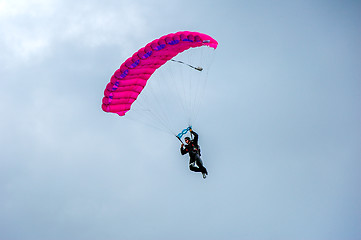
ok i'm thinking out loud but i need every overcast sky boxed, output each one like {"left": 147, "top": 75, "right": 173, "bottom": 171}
{"left": 1, "top": 0, "right": 360, "bottom": 239}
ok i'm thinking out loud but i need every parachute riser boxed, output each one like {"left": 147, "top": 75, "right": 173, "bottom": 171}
{"left": 176, "top": 126, "right": 192, "bottom": 143}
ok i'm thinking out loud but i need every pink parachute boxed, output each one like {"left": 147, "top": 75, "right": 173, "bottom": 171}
{"left": 102, "top": 31, "right": 218, "bottom": 116}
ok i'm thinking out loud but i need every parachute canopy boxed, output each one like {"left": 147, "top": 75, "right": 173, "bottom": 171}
{"left": 102, "top": 31, "right": 218, "bottom": 116}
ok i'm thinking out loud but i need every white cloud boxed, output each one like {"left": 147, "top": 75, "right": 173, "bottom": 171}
{"left": 0, "top": 0, "right": 56, "bottom": 17}
{"left": 0, "top": 0, "right": 148, "bottom": 65}
{"left": 0, "top": 0, "right": 57, "bottom": 64}
{"left": 60, "top": 2, "right": 148, "bottom": 48}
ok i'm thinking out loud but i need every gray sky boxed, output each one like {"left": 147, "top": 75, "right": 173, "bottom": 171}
{"left": 1, "top": 0, "right": 360, "bottom": 239}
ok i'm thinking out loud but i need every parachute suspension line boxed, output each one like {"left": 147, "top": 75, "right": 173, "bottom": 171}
{"left": 175, "top": 62, "right": 188, "bottom": 119}
{"left": 158, "top": 59, "right": 188, "bottom": 125}
{"left": 188, "top": 48, "right": 201, "bottom": 125}
{"left": 188, "top": 47, "right": 207, "bottom": 125}
{"left": 127, "top": 111, "right": 170, "bottom": 133}
{"left": 130, "top": 56, "right": 188, "bottom": 137}
{"left": 168, "top": 59, "right": 195, "bottom": 132}
{"left": 170, "top": 59, "right": 203, "bottom": 72}
{"left": 190, "top": 47, "right": 216, "bottom": 125}
{"left": 196, "top": 48, "right": 209, "bottom": 120}
{"left": 190, "top": 49, "right": 201, "bottom": 123}
{"left": 127, "top": 97, "right": 175, "bottom": 135}
{"left": 168, "top": 57, "right": 193, "bottom": 124}
{"left": 125, "top": 46, "right": 216, "bottom": 139}
{"left": 126, "top": 67, "right": 177, "bottom": 136}
{"left": 129, "top": 103, "right": 175, "bottom": 135}
{"left": 143, "top": 75, "right": 178, "bottom": 136}
{"left": 168, "top": 47, "right": 214, "bottom": 128}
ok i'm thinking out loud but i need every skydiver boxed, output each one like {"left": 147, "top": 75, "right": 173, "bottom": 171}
{"left": 180, "top": 128, "right": 208, "bottom": 179}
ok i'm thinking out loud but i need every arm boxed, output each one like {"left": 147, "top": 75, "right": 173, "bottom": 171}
{"left": 190, "top": 130, "right": 198, "bottom": 145}
{"left": 180, "top": 144, "right": 188, "bottom": 155}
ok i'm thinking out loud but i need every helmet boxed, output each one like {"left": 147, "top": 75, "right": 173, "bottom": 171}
{"left": 184, "top": 137, "right": 190, "bottom": 141}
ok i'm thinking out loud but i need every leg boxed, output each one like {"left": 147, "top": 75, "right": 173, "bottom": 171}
{"left": 189, "top": 161, "right": 203, "bottom": 172}
{"left": 194, "top": 154, "right": 207, "bottom": 175}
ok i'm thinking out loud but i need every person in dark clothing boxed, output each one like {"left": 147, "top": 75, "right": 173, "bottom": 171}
{"left": 180, "top": 129, "right": 208, "bottom": 179}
